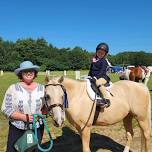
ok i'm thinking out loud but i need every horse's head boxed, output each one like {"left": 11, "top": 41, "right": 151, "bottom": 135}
{"left": 42, "top": 76, "right": 66, "bottom": 127}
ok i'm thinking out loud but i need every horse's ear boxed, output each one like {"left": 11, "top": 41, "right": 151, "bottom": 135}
{"left": 45, "top": 75, "right": 49, "bottom": 83}
{"left": 58, "top": 76, "right": 64, "bottom": 83}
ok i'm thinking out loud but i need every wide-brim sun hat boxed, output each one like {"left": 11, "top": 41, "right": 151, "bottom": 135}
{"left": 14, "top": 61, "right": 40, "bottom": 75}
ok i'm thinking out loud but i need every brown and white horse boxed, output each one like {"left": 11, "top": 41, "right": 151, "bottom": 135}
{"left": 44, "top": 76, "right": 151, "bottom": 152}
{"left": 120, "top": 66, "right": 151, "bottom": 86}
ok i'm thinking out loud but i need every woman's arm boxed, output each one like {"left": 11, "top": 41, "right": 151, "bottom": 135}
{"left": 1, "top": 85, "right": 15, "bottom": 118}
{"left": 1, "top": 85, "right": 33, "bottom": 122}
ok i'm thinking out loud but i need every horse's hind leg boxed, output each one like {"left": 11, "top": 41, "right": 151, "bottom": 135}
{"left": 123, "top": 114, "right": 133, "bottom": 152}
{"left": 138, "top": 119, "right": 151, "bottom": 152}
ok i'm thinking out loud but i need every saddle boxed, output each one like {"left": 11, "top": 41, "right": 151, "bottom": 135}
{"left": 86, "top": 78, "right": 112, "bottom": 125}
{"left": 86, "top": 78, "right": 111, "bottom": 108}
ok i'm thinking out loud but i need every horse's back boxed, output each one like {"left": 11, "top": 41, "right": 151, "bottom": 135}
{"left": 113, "top": 80, "right": 149, "bottom": 97}
{"left": 95, "top": 80, "right": 150, "bottom": 125}
{"left": 112, "top": 80, "right": 150, "bottom": 113}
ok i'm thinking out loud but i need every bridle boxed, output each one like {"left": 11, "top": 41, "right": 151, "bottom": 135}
{"left": 43, "top": 83, "right": 68, "bottom": 114}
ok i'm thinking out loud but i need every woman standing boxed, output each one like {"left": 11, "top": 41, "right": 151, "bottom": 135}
{"left": 1, "top": 61, "right": 45, "bottom": 152}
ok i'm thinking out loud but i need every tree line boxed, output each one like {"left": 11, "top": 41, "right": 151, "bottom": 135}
{"left": 0, "top": 37, "right": 152, "bottom": 71}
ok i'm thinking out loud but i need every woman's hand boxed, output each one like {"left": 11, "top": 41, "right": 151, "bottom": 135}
{"left": 25, "top": 114, "right": 33, "bottom": 122}
{"left": 10, "top": 112, "right": 33, "bottom": 122}
{"left": 22, "top": 114, "right": 33, "bottom": 122}
{"left": 26, "top": 114, "right": 33, "bottom": 122}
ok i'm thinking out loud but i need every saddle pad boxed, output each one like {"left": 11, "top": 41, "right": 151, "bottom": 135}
{"left": 86, "top": 78, "right": 113, "bottom": 100}
{"left": 86, "top": 78, "right": 102, "bottom": 101}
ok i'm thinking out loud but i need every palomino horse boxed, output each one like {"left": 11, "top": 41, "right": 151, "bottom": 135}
{"left": 120, "top": 66, "right": 151, "bottom": 86}
{"left": 43, "top": 76, "right": 151, "bottom": 152}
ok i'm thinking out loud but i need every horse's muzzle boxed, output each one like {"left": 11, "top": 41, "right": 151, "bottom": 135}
{"left": 53, "top": 119, "right": 64, "bottom": 127}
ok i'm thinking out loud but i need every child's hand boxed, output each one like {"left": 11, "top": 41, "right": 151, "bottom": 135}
{"left": 92, "top": 57, "right": 97, "bottom": 62}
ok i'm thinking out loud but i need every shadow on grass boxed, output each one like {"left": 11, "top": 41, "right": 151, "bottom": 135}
{"left": 43, "top": 126, "right": 132, "bottom": 152}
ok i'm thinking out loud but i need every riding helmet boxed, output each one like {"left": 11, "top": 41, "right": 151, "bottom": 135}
{"left": 96, "top": 42, "right": 109, "bottom": 54}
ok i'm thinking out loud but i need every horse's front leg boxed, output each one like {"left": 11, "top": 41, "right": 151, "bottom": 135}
{"left": 80, "top": 126, "right": 91, "bottom": 152}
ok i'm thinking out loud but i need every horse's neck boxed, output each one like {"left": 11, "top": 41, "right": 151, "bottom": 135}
{"left": 62, "top": 79, "right": 85, "bottom": 102}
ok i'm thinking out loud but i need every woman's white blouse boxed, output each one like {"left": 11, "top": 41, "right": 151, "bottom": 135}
{"left": 1, "top": 83, "right": 45, "bottom": 130}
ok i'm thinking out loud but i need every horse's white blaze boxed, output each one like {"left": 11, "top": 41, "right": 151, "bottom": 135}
{"left": 52, "top": 107, "right": 64, "bottom": 126}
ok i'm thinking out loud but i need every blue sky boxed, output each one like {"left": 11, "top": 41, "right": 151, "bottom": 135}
{"left": 0, "top": 0, "right": 152, "bottom": 55}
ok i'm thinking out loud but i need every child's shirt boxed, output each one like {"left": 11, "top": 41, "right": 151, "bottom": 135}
{"left": 88, "top": 57, "right": 110, "bottom": 82}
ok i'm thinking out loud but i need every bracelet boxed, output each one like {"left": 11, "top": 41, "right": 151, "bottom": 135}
{"left": 25, "top": 114, "right": 29, "bottom": 122}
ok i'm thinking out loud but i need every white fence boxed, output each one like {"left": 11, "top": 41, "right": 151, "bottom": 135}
{"left": 0, "top": 70, "right": 88, "bottom": 80}
{"left": 45, "top": 70, "right": 88, "bottom": 80}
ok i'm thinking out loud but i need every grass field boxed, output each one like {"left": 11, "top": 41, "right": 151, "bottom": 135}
{"left": 0, "top": 71, "right": 152, "bottom": 151}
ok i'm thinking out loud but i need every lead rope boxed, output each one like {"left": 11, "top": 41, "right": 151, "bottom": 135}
{"left": 33, "top": 114, "right": 53, "bottom": 152}
{"left": 81, "top": 93, "right": 96, "bottom": 132}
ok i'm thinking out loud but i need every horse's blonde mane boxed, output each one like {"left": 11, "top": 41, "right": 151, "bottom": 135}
{"left": 63, "top": 77, "right": 85, "bottom": 82}
{"left": 50, "top": 76, "right": 85, "bottom": 84}
{"left": 62, "top": 77, "right": 86, "bottom": 90}
{"left": 47, "top": 77, "right": 85, "bottom": 92}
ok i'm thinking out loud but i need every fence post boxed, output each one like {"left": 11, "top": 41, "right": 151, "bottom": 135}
{"left": 63, "top": 70, "right": 66, "bottom": 76}
{"left": 0, "top": 70, "right": 3, "bottom": 76}
{"left": 75, "top": 70, "right": 80, "bottom": 80}
{"left": 46, "top": 70, "right": 50, "bottom": 76}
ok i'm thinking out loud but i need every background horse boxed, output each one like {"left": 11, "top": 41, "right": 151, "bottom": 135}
{"left": 147, "top": 66, "right": 152, "bottom": 75}
{"left": 120, "top": 66, "right": 151, "bottom": 86}
{"left": 44, "top": 76, "right": 151, "bottom": 152}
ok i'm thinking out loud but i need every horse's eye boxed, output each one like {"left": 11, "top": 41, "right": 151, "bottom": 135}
{"left": 45, "top": 94, "right": 50, "bottom": 101}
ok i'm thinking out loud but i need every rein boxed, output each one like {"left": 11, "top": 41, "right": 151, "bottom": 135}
{"left": 81, "top": 100, "right": 96, "bottom": 132}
